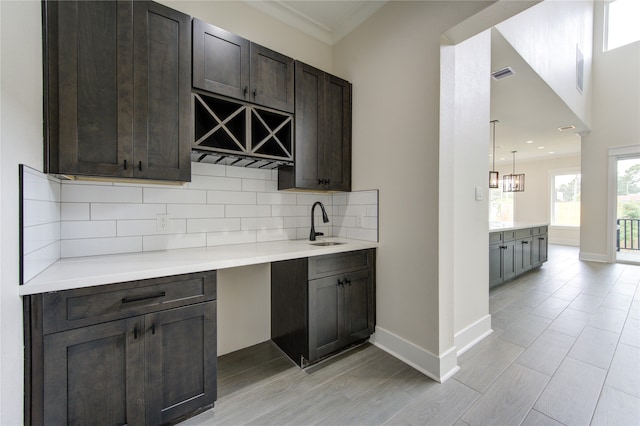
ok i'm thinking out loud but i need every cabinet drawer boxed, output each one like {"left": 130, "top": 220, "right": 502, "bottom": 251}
{"left": 515, "top": 228, "right": 532, "bottom": 239}
{"left": 489, "top": 232, "right": 503, "bottom": 244}
{"left": 42, "top": 271, "right": 216, "bottom": 334}
{"left": 309, "top": 249, "right": 374, "bottom": 280}
{"left": 533, "top": 226, "right": 548, "bottom": 235}
{"left": 503, "top": 231, "right": 516, "bottom": 241}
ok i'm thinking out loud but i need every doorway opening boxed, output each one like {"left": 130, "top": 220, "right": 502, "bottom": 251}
{"left": 616, "top": 155, "right": 640, "bottom": 264}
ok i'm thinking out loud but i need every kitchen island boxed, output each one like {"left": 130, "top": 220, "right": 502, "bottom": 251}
{"left": 489, "top": 223, "right": 548, "bottom": 288}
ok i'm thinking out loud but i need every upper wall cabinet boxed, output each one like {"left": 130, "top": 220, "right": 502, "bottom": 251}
{"left": 43, "top": 1, "right": 192, "bottom": 182}
{"left": 278, "top": 61, "right": 352, "bottom": 192}
{"left": 192, "top": 19, "right": 294, "bottom": 113}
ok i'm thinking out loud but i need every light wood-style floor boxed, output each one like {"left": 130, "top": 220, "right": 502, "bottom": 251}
{"left": 181, "top": 245, "right": 640, "bottom": 426}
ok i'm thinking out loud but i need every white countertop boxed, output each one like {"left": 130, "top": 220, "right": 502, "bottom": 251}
{"left": 21, "top": 238, "right": 378, "bottom": 295}
{"left": 489, "top": 222, "right": 549, "bottom": 232}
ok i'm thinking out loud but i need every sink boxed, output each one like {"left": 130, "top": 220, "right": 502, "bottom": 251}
{"left": 310, "top": 241, "right": 345, "bottom": 246}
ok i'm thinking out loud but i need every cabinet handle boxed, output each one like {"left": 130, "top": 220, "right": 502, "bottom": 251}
{"left": 151, "top": 324, "right": 156, "bottom": 335}
{"left": 124, "top": 159, "right": 128, "bottom": 170}
{"left": 134, "top": 327, "right": 138, "bottom": 339}
{"left": 243, "top": 86, "right": 248, "bottom": 96}
{"left": 345, "top": 278, "right": 351, "bottom": 286}
{"left": 538, "top": 237, "right": 545, "bottom": 240}
{"left": 138, "top": 161, "right": 143, "bottom": 171}
{"left": 522, "top": 241, "right": 529, "bottom": 245}
{"left": 338, "top": 279, "right": 344, "bottom": 287}
{"left": 121, "top": 291, "right": 166, "bottom": 304}
{"left": 253, "top": 89, "right": 257, "bottom": 98}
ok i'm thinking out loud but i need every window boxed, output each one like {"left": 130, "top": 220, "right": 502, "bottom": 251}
{"left": 605, "top": 0, "right": 640, "bottom": 51}
{"left": 551, "top": 172, "right": 581, "bottom": 226}
{"left": 489, "top": 188, "right": 514, "bottom": 224}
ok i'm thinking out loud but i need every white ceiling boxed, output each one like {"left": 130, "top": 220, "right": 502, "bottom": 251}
{"left": 246, "top": 1, "right": 586, "bottom": 165}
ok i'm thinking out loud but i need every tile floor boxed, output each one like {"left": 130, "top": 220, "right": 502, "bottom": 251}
{"left": 181, "top": 244, "right": 640, "bottom": 425}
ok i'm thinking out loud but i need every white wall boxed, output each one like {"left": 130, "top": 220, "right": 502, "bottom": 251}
{"left": 495, "top": 0, "right": 594, "bottom": 128}
{"left": 1, "top": 1, "right": 44, "bottom": 423}
{"left": 333, "top": 1, "right": 493, "bottom": 379}
{"left": 581, "top": 2, "right": 640, "bottom": 262}
{"left": 447, "top": 31, "right": 492, "bottom": 358}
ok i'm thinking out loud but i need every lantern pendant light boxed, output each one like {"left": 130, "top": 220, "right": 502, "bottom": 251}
{"left": 489, "top": 120, "right": 499, "bottom": 188}
{"left": 503, "top": 150, "right": 525, "bottom": 192}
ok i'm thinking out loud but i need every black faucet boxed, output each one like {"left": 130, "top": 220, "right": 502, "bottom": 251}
{"left": 309, "top": 201, "right": 330, "bottom": 241}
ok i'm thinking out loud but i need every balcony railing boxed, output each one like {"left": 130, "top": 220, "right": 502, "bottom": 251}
{"left": 617, "top": 218, "right": 640, "bottom": 251}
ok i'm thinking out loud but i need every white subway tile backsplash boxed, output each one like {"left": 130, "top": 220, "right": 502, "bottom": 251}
{"left": 188, "top": 175, "right": 242, "bottom": 191}
{"left": 23, "top": 241, "right": 61, "bottom": 283}
{"left": 241, "top": 217, "right": 284, "bottom": 231}
{"left": 207, "top": 230, "right": 257, "bottom": 246}
{"left": 187, "top": 218, "right": 241, "bottom": 233}
{"left": 61, "top": 203, "right": 90, "bottom": 220}
{"left": 61, "top": 237, "right": 142, "bottom": 257}
{"left": 207, "top": 190, "right": 257, "bottom": 205}
{"left": 23, "top": 199, "right": 60, "bottom": 227}
{"left": 61, "top": 221, "right": 116, "bottom": 239}
{"left": 61, "top": 184, "right": 142, "bottom": 203}
{"left": 226, "top": 204, "right": 271, "bottom": 218}
{"left": 257, "top": 192, "right": 297, "bottom": 205}
{"left": 168, "top": 204, "right": 225, "bottom": 219}
{"left": 117, "top": 219, "right": 188, "bottom": 236}
{"left": 226, "top": 166, "right": 274, "bottom": 181}
{"left": 21, "top": 163, "right": 378, "bottom": 267}
{"left": 242, "top": 178, "right": 277, "bottom": 192}
{"left": 143, "top": 233, "right": 207, "bottom": 252}
{"left": 190, "top": 162, "right": 226, "bottom": 177}
{"left": 257, "top": 228, "right": 296, "bottom": 242}
{"left": 23, "top": 222, "right": 60, "bottom": 256}
{"left": 91, "top": 203, "right": 166, "bottom": 220}
{"left": 143, "top": 187, "right": 206, "bottom": 204}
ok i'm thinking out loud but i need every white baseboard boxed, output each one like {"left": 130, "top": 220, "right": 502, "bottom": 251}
{"left": 370, "top": 326, "right": 459, "bottom": 383}
{"left": 455, "top": 314, "right": 493, "bottom": 356}
{"left": 579, "top": 251, "right": 610, "bottom": 263}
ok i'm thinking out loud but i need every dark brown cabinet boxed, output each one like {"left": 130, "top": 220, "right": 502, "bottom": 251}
{"left": 43, "top": 0, "right": 192, "bottom": 182}
{"left": 278, "top": 61, "right": 352, "bottom": 192}
{"left": 271, "top": 249, "right": 375, "bottom": 367}
{"left": 192, "top": 19, "right": 294, "bottom": 113}
{"left": 25, "top": 271, "right": 217, "bottom": 425}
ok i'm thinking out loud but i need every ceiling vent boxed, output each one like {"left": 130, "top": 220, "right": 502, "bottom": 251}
{"left": 491, "top": 66, "right": 516, "bottom": 80}
{"left": 558, "top": 125, "right": 576, "bottom": 132}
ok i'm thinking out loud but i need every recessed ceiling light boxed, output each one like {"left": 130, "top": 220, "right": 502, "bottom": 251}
{"left": 558, "top": 125, "right": 576, "bottom": 131}
{"left": 500, "top": 157, "right": 505, "bottom": 161}
{"left": 548, "top": 151, "right": 555, "bottom": 154}
{"left": 538, "top": 146, "right": 544, "bottom": 149}
{"left": 526, "top": 140, "right": 533, "bottom": 144}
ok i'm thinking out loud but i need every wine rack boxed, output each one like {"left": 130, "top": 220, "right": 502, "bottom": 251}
{"left": 193, "top": 92, "right": 293, "bottom": 169}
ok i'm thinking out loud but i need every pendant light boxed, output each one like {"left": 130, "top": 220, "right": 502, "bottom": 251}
{"left": 503, "top": 150, "right": 525, "bottom": 192}
{"left": 489, "top": 120, "right": 499, "bottom": 188}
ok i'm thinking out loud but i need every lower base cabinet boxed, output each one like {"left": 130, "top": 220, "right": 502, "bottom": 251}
{"left": 271, "top": 249, "right": 375, "bottom": 366}
{"left": 489, "top": 226, "right": 547, "bottom": 288}
{"left": 25, "top": 271, "right": 217, "bottom": 426}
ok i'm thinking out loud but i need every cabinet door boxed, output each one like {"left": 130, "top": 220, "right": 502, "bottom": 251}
{"left": 133, "top": 1, "right": 191, "bottom": 181}
{"left": 532, "top": 234, "right": 548, "bottom": 266}
{"left": 250, "top": 43, "right": 294, "bottom": 112}
{"left": 489, "top": 243, "right": 504, "bottom": 288}
{"left": 145, "top": 302, "right": 217, "bottom": 425}
{"left": 292, "top": 62, "right": 324, "bottom": 190}
{"left": 323, "top": 74, "right": 352, "bottom": 192}
{"left": 43, "top": 317, "right": 144, "bottom": 425}
{"left": 48, "top": 0, "right": 134, "bottom": 178}
{"left": 344, "top": 269, "right": 374, "bottom": 344}
{"left": 515, "top": 238, "right": 533, "bottom": 275}
{"left": 309, "top": 275, "right": 344, "bottom": 362}
{"left": 192, "top": 18, "right": 250, "bottom": 101}
{"left": 503, "top": 240, "right": 517, "bottom": 282}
